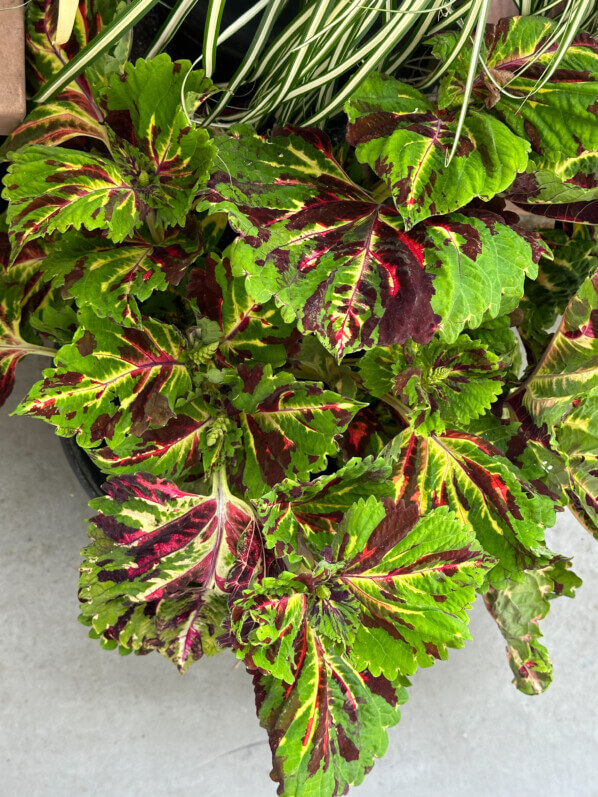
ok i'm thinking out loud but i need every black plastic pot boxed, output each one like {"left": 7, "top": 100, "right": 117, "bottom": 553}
{"left": 60, "top": 437, "right": 106, "bottom": 499}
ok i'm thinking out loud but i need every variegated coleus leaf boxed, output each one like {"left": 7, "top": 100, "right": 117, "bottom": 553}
{"left": 385, "top": 430, "right": 556, "bottom": 588}
{"left": 1, "top": 224, "right": 77, "bottom": 350}
{"left": 512, "top": 392, "right": 598, "bottom": 539}
{"left": 15, "top": 307, "right": 193, "bottom": 448}
{"left": 420, "top": 205, "right": 547, "bottom": 343}
{"left": 234, "top": 496, "right": 486, "bottom": 795}
{"left": 504, "top": 389, "right": 596, "bottom": 536}
{"left": 345, "top": 72, "right": 529, "bottom": 229}
{"left": 3, "top": 57, "right": 217, "bottom": 255}
{"left": 359, "top": 335, "right": 504, "bottom": 433}
{"left": 435, "top": 18, "right": 598, "bottom": 223}
{"left": 231, "top": 568, "right": 363, "bottom": 683}
{"left": 42, "top": 221, "right": 203, "bottom": 327}
{"left": 252, "top": 635, "right": 408, "bottom": 797}
{"left": 89, "top": 397, "right": 211, "bottom": 481}
{"left": 483, "top": 561, "right": 581, "bottom": 695}
{"left": 507, "top": 159, "right": 598, "bottom": 207}
{"left": 524, "top": 227, "right": 598, "bottom": 317}
{"left": 514, "top": 261, "right": 598, "bottom": 530}
{"left": 0, "top": 283, "right": 55, "bottom": 407}
{"left": 205, "top": 126, "right": 543, "bottom": 357}
{"left": 0, "top": 232, "right": 57, "bottom": 335}
{"left": 505, "top": 159, "right": 598, "bottom": 225}
{"left": 555, "top": 395, "right": 598, "bottom": 537}
{"left": 98, "top": 55, "right": 217, "bottom": 229}
{"left": 204, "top": 124, "right": 439, "bottom": 359}
{"left": 256, "top": 456, "right": 394, "bottom": 562}
{"left": 94, "top": 360, "right": 361, "bottom": 490}
{"left": 229, "top": 364, "right": 363, "bottom": 498}
{"left": 524, "top": 269, "right": 598, "bottom": 429}
{"left": 0, "top": 88, "right": 109, "bottom": 158}
{"left": 187, "top": 253, "right": 297, "bottom": 368}
{"left": 434, "top": 18, "right": 598, "bottom": 168}
{"left": 79, "top": 470, "right": 263, "bottom": 670}
{"left": 518, "top": 227, "right": 598, "bottom": 364}
{"left": 335, "top": 499, "right": 488, "bottom": 678}
{"left": 4, "top": 144, "right": 155, "bottom": 250}
{"left": 509, "top": 198, "right": 598, "bottom": 226}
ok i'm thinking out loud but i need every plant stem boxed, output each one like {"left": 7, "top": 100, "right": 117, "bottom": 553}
{"left": 0, "top": 341, "right": 56, "bottom": 358}
{"left": 380, "top": 393, "right": 411, "bottom": 422}
{"left": 145, "top": 210, "right": 163, "bottom": 244}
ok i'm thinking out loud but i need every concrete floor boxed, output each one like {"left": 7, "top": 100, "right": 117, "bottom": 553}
{"left": 1, "top": 358, "right": 597, "bottom": 797}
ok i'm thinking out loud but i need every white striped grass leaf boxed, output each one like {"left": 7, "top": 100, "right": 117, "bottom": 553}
{"left": 202, "top": 0, "right": 290, "bottom": 126}
{"left": 55, "top": 0, "right": 79, "bottom": 45}
{"left": 146, "top": 0, "right": 201, "bottom": 58}
{"left": 444, "top": 0, "right": 491, "bottom": 165}
{"left": 203, "top": 0, "right": 227, "bottom": 78}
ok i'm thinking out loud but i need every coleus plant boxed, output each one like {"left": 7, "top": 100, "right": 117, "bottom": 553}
{"left": 2, "top": 9, "right": 598, "bottom": 796}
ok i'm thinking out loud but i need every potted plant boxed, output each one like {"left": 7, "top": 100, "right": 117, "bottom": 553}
{"left": 1, "top": 1, "right": 598, "bottom": 794}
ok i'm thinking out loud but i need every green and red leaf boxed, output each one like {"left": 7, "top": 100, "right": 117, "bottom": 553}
{"left": 555, "top": 395, "right": 598, "bottom": 536}
{"left": 43, "top": 221, "right": 203, "bottom": 327}
{"left": 229, "top": 364, "right": 363, "bottom": 497}
{"left": 359, "top": 335, "right": 505, "bottom": 432}
{"left": 231, "top": 568, "right": 362, "bottom": 683}
{"left": 99, "top": 55, "right": 217, "bottom": 229}
{"left": 4, "top": 144, "right": 151, "bottom": 249}
{"left": 206, "top": 126, "right": 543, "bottom": 358}
{"left": 205, "top": 125, "right": 439, "bottom": 358}
{"left": 345, "top": 72, "right": 529, "bottom": 228}
{"left": 256, "top": 457, "right": 394, "bottom": 561}
{"left": 508, "top": 388, "right": 598, "bottom": 539}
{"left": 334, "top": 499, "right": 488, "bottom": 678}
{"left": 483, "top": 561, "right": 581, "bottom": 695}
{"left": 90, "top": 396, "right": 211, "bottom": 481}
{"left": 0, "top": 88, "right": 109, "bottom": 158}
{"left": 419, "top": 206, "right": 547, "bottom": 343}
{"left": 234, "top": 495, "right": 486, "bottom": 795}
{"left": 79, "top": 470, "right": 263, "bottom": 670}
{"left": 3, "top": 57, "right": 217, "bottom": 255}
{"left": 435, "top": 18, "right": 598, "bottom": 167}
{"left": 386, "top": 429, "right": 556, "bottom": 587}
{"left": 524, "top": 269, "right": 598, "bottom": 426}
{"left": 252, "top": 635, "right": 407, "bottom": 797}
{"left": 0, "top": 283, "right": 54, "bottom": 407}
{"left": 339, "top": 407, "right": 394, "bottom": 461}
{"left": 0, "top": 233, "right": 55, "bottom": 334}
{"left": 15, "top": 307, "right": 193, "bottom": 448}
{"left": 188, "top": 253, "right": 297, "bottom": 367}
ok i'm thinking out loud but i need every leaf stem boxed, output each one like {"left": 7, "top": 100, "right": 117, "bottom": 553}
{"left": 0, "top": 341, "right": 56, "bottom": 359}
{"left": 145, "top": 210, "right": 163, "bottom": 244}
{"left": 380, "top": 393, "right": 411, "bottom": 422}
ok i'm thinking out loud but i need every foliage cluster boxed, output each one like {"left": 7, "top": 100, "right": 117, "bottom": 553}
{"left": 2, "top": 4, "right": 598, "bottom": 795}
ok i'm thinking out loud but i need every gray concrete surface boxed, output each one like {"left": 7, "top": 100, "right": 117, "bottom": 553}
{"left": 1, "top": 358, "right": 597, "bottom": 797}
